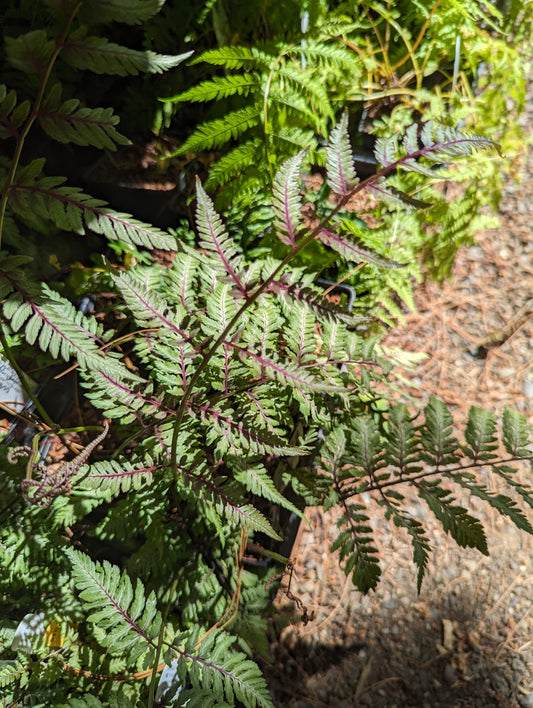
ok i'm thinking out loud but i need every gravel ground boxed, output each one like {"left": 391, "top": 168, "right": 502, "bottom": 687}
{"left": 263, "top": 77, "right": 533, "bottom": 708}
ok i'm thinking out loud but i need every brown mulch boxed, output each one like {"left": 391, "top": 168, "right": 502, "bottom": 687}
{"left": 264, "top": 87, "right": 533, "bottom": 706}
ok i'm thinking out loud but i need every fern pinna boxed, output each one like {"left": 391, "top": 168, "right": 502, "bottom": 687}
{"left": 2, "top": 10, "right": 533, "bottom": 700}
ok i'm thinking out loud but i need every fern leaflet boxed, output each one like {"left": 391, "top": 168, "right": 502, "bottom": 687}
{"left": 326, "top": 110, "right": 358, "bottom": 196}
{"left": 272, "top": 151, "right": 306, "bottom": 248}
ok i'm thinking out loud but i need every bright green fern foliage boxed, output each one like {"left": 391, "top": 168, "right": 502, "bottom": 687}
{"left": 164, "top": 37, "right": 361, "bottom": 202}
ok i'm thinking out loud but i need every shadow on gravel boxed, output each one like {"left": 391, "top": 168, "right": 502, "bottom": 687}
{"left": 263, "top": 582, "right": 530, "bottom": 708}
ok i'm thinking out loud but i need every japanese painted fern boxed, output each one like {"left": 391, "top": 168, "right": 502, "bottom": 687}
{"left": 1, "top": 8, "right": 533, "bottom": 703}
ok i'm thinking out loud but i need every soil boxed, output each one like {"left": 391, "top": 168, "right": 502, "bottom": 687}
{"left": 263, "top": 82, "right": 533, "bottom": 706}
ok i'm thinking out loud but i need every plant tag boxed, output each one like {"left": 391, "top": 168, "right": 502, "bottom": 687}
{"left": 0, "top": 355, "right": 32, "bottom": 413}
{"left": 155, "top": 660, "right": 182, "bottom": 702}
{"left": 11, "top": 613, "right": 45, "bottom": 652}
{"left": 44, "top": 619, "right": 63, "bottom": 648}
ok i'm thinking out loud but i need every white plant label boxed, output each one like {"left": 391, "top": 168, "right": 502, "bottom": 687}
{"left": 0, "top": 355, "right": 29, "bottom": 413}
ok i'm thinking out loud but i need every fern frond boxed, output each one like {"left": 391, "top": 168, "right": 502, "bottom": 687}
{"left": 57, "top": 696, "right": 136, "bottom": 707}
{"left": 222, "top": 501, "right": 280, "bottom": 540}
{"left": 197, "top": 402, "right": 308, "bottom": 457}
{"left": 331, "top": 505, "right": 381, "bottom": 592}
{"left": 326, "top": 111, "right": 358, "bottom": 196}
{"left": 190, "top": 45, "right": 259, "bottom": 70}
{"left": 195, "top": 179, "right": 245, "bottom": 292}
{"left": 272, "top": 151, "right": 306, "bottom": 248}
{"left": 8, "top": 162, "right": 176, "bottom": 250}
{"left": 112, "top": 270, "right": 192, "bottom": 341}
{"left": 78, "top": 0, "right": 166, "bottom": 25}
{"left": 416, "top": 480, "right": 488, "bottom": 554}
{"left": 452, "top": 473, "right": 533, "bottom": 534}
{"left": 76, "top": 458, "right": 157, "bottom": 495}
{"left": 233, "top": 461, "right": 304, "bottom": 518}
{"left": 492, "top": 465, "right": 533, "bottom": 509}
{"left": 0, "top": 659, "right": 26, "bottom": 689}
{"left": 2, "top": 283, "right": 134, "bottom": 380}
{"left": 231, "top": 343, "right": 343, "bottom": 395}
{"left": 166, "top": 253, "right": 199, "bottom": 310}
{"left": 39, "top": 84, "right": 130, "bottom": 150}
{"left": 5, "top": 30, "right": 54, "bottom": 75}
{"left": 66, "top": 548, "right": 162, "bottom": 662}
{"left": 286, "top": 41, "right": 362, "bottom": 73}
{"left": 183, "top": 631, "right": 273, "bottom": 707}
{"left": 384, "top": 500, "right": 430, "bottom": 592}
{"left": 349, "top": 416, "right": 387, "bottom": 476}
{"left": 284, "top": 300, "right": 317, "bottom": 365}
{"left": 0, "top": 86, "right": 30, "bottom": 140}
{"left": 63, "top": 29, "right": 192, "bottom": 76}
{"left": 176, "top": 106, "right": 261, "bottom": 154}
{"left": 366, "top": 179, "right": 432, "bottom": 210}
{"left": 166, "top": 73, "right": 261, "bottom": 103}
{"left": 375, "top": 121, "right": 500, "bottom": 176}
{"left": 83, "top": 371, "right": 170, "bottom": 422}
{"left": 318, "top": 228, "right": 404, "bottom": 268}
{"left": 374, "top": 134, "right": 398, "bottom": 168}
{"left": 277, "top": 64, "right": 334, "bottom": 122}
{"left": 384, "top": 404, "right": 423, "bottom": 476}
{"left": 420, "top": 121, "right": 500, "bottom": 159}
{"left": 204, "top": 139, "right": 264, "bottom": 190}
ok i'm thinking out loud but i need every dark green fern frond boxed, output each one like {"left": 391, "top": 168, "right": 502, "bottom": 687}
{"left": 331, "top": 505, "right": 381, "bottom": 592}
{"left": 415, "top": 479, "right": 488, "bottom": 554}
{"left": 492, "top": 465, "right": 533, "bottom": 510}
{"left": 63, "top": 28, "right": 192, "bottom": 76}
{"left": 384, "top": 499, "right": 430, "bottom": 593}
{"left": 78, "top": 0, "right": 166, "bottom": 25}
{"left": 38, "top": 83, "right": 130, "bottom": 150}
{"left": 8, "top": 160, "right": 176, "bottom": 250}
{"left": 0, "top": 85, "right": 30, "bottom": 139}
{"left": 451, "top": 473, "right": 533, "bottom": 535}
{"left": 5, "top": 30, "right": 54, "bottom": 75}
{"left": 384, "top": 403, "right": 423, "bottom": 476}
